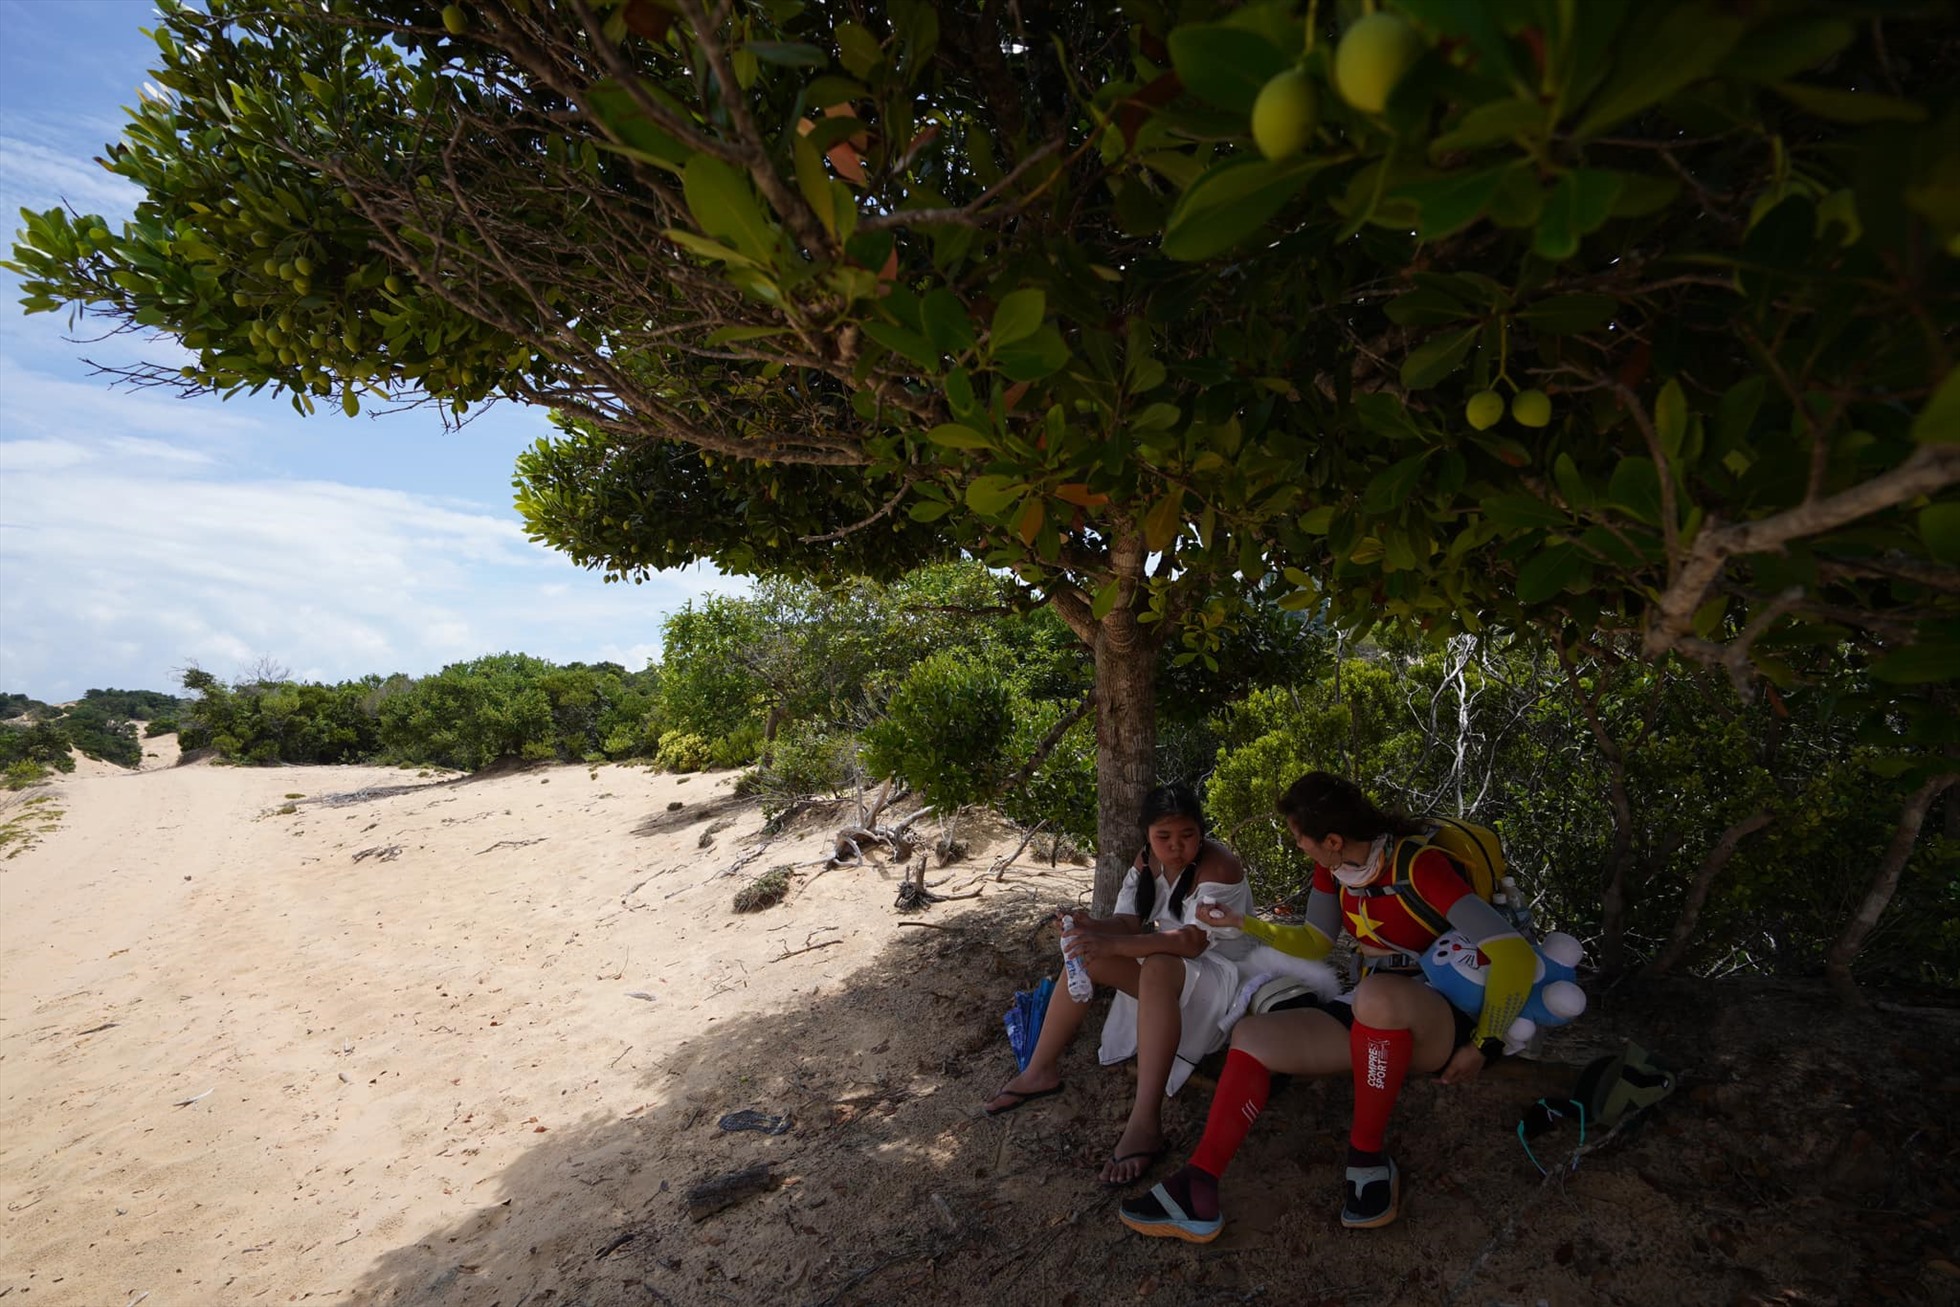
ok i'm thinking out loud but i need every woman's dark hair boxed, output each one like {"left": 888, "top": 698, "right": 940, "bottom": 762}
{"left": 1132, "top": 782, "right": 1207, "bottom": 924}
{"left": 1275, "top": 771, "right": 1423, "bottom": 844}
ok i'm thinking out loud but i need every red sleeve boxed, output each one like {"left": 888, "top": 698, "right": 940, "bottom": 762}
{"left": 1311, "top": 861, "right": 1336, "bottom": 894}
{"left": 1406, "top": 847, "right": 1474, "bottom": 917}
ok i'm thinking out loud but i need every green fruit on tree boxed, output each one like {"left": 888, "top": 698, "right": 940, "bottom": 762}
{"left": 1334, "top": 12, "right": 1423, "bottom": 114}
{"left": 343, "top": 390, "right": 360, "bottom": 417}
{"left": 1250, "top": 66, "right": 1318, "bottom": 161}
{"left": 1511, "top": 388, "right": 1553, "bottom": 428}
{"left": 384, "top": 273, "right": 403, "bottom": 294}
{"left": 441, "top": 4, "right": 467, "bottom": 36}
{"left": 1465, "top": 390, "right": 1505, "bottom": 430}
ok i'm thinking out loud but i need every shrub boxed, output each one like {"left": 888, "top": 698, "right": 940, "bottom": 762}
{"left": 145, "top": 718, "right": 179, "bottom": 737}
{"left": 709, "top": 722, "right": 763, "bottom": 769}
{"left": 860, "top": 648, "right": 1013, "bottom": 812}
{"left": 732, "top": 865, "right": 793, "bottom": 912}
{"left": 653, "top": 730, "right": 713, "bottom": 773}
{"left": 4, "top": 760, "right": 49, "bottom": 790}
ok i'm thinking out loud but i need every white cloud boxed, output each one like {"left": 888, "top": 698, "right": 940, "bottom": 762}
{"left": 0, "top": 464, "right": 743, "bottom": 698}
{"left": 0, "top": 436, "right": 91, "bottom": 472}
{"left": 0, "top": 133, "right": 142, "bottom": 219}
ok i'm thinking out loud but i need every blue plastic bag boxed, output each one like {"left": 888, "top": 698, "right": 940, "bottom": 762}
{"left": 1003, "top": 977, "right": 1054, "bottom": 1071}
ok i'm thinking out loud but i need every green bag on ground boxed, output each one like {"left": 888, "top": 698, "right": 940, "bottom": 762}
{"left": 1517, "top": 1041, "right": 1678, "bottom": 1174}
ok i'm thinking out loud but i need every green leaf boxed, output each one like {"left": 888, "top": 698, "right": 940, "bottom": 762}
{"left": 1429, "top": 98, "right": 1545, "bottom": 155}
{"left": 1772, "top": 82, "right": 1928, "bottom": 124}
{"left": 925, "top": 423, "right": 993, "bottom": 451}
{"left": 1534, "top": 170, "right": 1623, "bottom": 260}
{"left": 1870, "top": 639, "right": 1960, "bottom": 685}
{"left": 1573, "top": 10, "right": 1744, "bottom": 139}
{"left": 995, "top": 323, "right": 1071, "bottom": 381}
{"left": 1142, "top": 490, "right": 1185, "bottom": 553}
{"left": 1553, "top": 453, "right": 1593, "bottom": 510}
{"left": 1166, "top": 23, "right": 1289, "bottom": 114}
{"left": 683, "top": 155, "right": 777, "bottom": 265}
{"left": 744, "top": 41, "right": 826, "bottom": 67}
{"left": 1397, "top": 164, "right": 1514, "bottom": 240}
{"left": 1719, "top": 19, "right": 1853, "bottom": 84}
{"left": 1483, "top": 494, "right": 1568, "bottom": 530}
{"left": 1298, "top": 506, "right": 1336, "bottom": 534}
{"left": 1910, "top": 368, "right": 1959, "bottom": 443}
{"left": 965, "top": 475, "right": 1021, "bottom": 515}
{"left": 1384, "top": 286, "right": 1474, "bottom": 327}
{"left": 861, "top": 320, "right": 938, "bottom": 369}
{"left": 921, "top": 288, "right": 976, "bottom": 356}
{"left": 1400, "top": 325, "right": 1478, "bottom": 389}
{"left": 1516, "top": 293, "right": 1616, "bottom": 334}
{"left": 908, "top": 500, "right": 954, "bottom": 522}
{"left": 1091, "top": 580, "right": 1122, "bottom": 621}
{"left": 1608, "top": 456, "right": 1662, "bottom": 526}
{"left": 1162, "top": 157, "right": 1324, "bottom": 261}
{"left": 705, "top": 324, "right": 787, "bottom": 345}
{"left": 989, "top": 288, "right": 1044, "bottom": 348}
{"left": 1362, "top": 453, "right": 1431, "bottom": 515}
{"left": 1131, "top": 402, "right": 1181, "bottom": 432}
{"left": 1515, "top": 543, "right": 1588, "bottom": 605}
{"left": 1921, "top": 504, "right": 1960, "bottom": 564}
{"left": 663, "top": 228, "right": 759, "bottom": 268}
{"left": 1655, "top": 379, "right": 1688, "bottom": 458}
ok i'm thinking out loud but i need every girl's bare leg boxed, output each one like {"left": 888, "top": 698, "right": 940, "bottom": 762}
{"left": 1102, "top": 954, "right": 1184, "bottom": 1183}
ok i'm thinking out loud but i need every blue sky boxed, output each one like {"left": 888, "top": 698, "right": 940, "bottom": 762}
{"left": 0, "top": 0, "right": 742, "bottom": 702}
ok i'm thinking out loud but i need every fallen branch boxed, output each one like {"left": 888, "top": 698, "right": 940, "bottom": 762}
{"left": 773, "top": 937, "right": 843, "bottom": 961}
{"left": 477, "top": 837, "right": 546, "bottom": 855}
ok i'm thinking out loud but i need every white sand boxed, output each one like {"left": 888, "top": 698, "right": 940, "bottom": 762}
{"left": 0, "top": 753, "right": 1059, "bottom": 1305}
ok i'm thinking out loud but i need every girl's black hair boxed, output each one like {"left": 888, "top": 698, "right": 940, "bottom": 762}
{"left": 1275, "top": 771, "right": 1424, "bottom": 844}
{"left": 1132, "top": 782, "right": 1207, "bottom": 925}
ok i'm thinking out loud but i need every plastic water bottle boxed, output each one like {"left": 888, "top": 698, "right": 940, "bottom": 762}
{"left": 1497, "top": 876, "right": 1538, "bottom": 943}
{"left": 1061, "top": 914, "right": 1094, "bottom": 1002}
{"left": 1197, "top": 893, "right": 1241, "bottom": 941}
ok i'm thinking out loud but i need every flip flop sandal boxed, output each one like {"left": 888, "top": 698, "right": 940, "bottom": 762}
{"left": 1118, "top": 1182, "right": 1222, "bottom": 1243}
{"left": 1099, "top": 1143, "right": 1165, "bottom": 1187}
{"left": 983, "top": 1082, "right": 1064, "bottom": 1117}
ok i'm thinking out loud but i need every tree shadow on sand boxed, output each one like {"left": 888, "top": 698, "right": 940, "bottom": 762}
{"left": 348, "top": 898, "right": 1960, "bottom": 1307}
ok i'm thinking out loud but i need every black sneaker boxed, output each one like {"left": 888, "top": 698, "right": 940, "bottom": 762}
{"left": 1340, "top": 1155, "right": 1400, "bottom": 1229}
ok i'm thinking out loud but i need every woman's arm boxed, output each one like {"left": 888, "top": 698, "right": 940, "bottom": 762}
{"left": 1065, "top": 920, "right": 1210, "bottom": 962}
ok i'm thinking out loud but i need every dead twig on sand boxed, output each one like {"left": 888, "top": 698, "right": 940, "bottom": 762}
{"left": 476, "top": 837, "right": 545, "bottom": 855}
{"left": 773, "top": 931, "right": 843, "bottom": 961}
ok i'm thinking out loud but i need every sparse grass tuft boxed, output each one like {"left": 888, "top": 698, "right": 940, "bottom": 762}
{"left": 732, "top": 865, "right": 793, "bottom": 913}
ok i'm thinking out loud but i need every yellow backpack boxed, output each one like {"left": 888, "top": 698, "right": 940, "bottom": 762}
{"left": 1354, "top": 817, "right": 1509, "bottom": 937}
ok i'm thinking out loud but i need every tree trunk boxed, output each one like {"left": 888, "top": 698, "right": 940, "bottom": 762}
{"left": 1824, "top": 772, "right": 1958, "bottom": 986}
{"left": 1088, "top": 614, "right": 1159, "bottom": 915}
{"left": 1646, "top": 808, "right": 1773, "bottom": 977}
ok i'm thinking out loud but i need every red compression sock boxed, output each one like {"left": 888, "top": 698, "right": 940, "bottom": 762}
{"left": 1190, "top": 1048, "right": 1272, "bottom": 1178}
{"left": 1349, "top": 1022, "right": 1413, "bottom": 1154}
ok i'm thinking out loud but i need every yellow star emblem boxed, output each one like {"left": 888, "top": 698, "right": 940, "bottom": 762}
{"left": 1350, "top": 899, "right": 1392, "bottom": 947}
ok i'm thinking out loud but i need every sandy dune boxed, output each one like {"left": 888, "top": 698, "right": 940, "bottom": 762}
{"left": 1, "top": 754, "right": 1055, "bottom": 1305}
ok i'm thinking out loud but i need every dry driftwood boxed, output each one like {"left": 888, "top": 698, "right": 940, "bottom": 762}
{"left": 683, "top": 1162, "right": 778, "bottom": 1221}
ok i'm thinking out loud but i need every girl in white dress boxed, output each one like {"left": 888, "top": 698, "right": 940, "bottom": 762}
{"left": 983, "top": 783, "right": 1257, "bottom": 1186}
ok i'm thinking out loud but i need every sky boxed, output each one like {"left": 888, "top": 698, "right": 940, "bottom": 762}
{"left": 0, "top": 0, "right": 743, "bottom": 702}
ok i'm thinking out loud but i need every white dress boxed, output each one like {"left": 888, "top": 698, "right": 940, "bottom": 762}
{"left": 1095, "top": 866, "right": 1258, "bottom": 1095}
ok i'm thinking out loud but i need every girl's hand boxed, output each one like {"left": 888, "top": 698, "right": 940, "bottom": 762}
{"left": 1062, "top": 923, "right": 1114, "bottom": 964}
{"left": 1196, "top": 900, "right": 1244, "bottom": 930}
{"left": 1438, "top": 1043, "right": 1488, "bottom": 1085}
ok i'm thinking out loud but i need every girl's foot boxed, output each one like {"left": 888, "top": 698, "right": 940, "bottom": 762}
{"left": 1098, "top": 1122, "right": 1166, "bottom": 1185}
{"left": 982, "top": 1071, "right": 1063, "bottom": 1116}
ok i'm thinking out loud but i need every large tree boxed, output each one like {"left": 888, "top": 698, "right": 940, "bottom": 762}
{"left": 11, "top": 0, "right": 1957, "bottom": 909}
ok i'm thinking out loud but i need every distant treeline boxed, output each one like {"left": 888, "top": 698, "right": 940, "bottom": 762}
{"left": 5, "top": 560, "right": 1952, "bottom": 984}
{"left": 0, "top": 688, "right": 183, "bottom": 784}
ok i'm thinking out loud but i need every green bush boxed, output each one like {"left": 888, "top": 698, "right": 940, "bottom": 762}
{"left": 4, "top": 760, "right": 49, "bottom": 789}
{"left": 709, "top": 722, "right": 763, "bottom": 769}
{"left": 144, "top": 718, "right": 179, "bottom": 737}
{"left": 860, "top": 648, "right": 1013, "bottom": 812}
{"left": 653, "top": 730, "right": 713, "bottom": 773}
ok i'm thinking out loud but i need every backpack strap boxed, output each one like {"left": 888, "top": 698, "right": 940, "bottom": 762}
{"left": 1350, "top": 829, "right": 1453, "bottom": 937}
